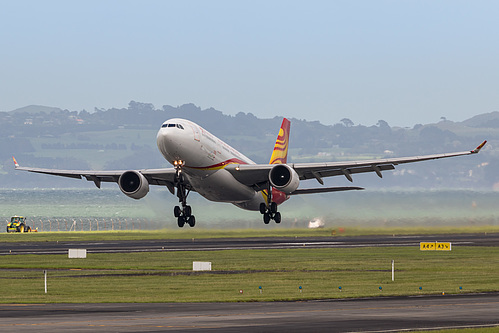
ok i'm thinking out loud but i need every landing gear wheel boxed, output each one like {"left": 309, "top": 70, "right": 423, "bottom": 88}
{"left": 263, "top": 213, "right": 271, "bottom": 224}
{"left": 177, "top": 216, "right": 185, "bottom": 228}
{"left": 259, "top": 203, "right": 267, "bottom": 214}
{"left": 274, "top": 212, "right": 281, "bottom": 224}
{"left": 184, "top": 205, "right": 192, "bottom": 217}
{"left": 174, "top": 206, "right": 181, "bottom": 218}
{"left": 270, "top": 202, "right": 278, "bottom": 214}
{"left": 187, "top": 216, "right": 196, "bottom": 227}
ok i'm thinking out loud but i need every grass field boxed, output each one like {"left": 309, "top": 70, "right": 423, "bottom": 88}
{"left": 0, "top": 244, "right": 497, "bottom": 303}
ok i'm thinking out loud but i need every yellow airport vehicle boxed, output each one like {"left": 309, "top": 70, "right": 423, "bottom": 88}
{"left": 6, "top": 216, "right": 37, "bottom": 233}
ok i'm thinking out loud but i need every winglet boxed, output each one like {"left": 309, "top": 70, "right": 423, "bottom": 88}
{"left": 12, "top": 157, "right": 19, "bottom": 168}
{"left": 472, "top": 140, "right": 487, "bottom": 154}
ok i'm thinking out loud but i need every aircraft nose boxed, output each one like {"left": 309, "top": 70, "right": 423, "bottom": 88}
{"left": 157, "top": 125, "right": 184, "bottom": 160}
{"left": 157, "top": 127, "right": 174, "bottom": 150}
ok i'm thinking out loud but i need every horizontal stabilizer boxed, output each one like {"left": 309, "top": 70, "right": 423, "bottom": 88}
{"left": 290, "top": 186, "right": 364, "bottom": 195}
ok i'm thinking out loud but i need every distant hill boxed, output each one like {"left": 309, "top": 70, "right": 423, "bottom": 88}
{"left": 0, "top": 101, "right": 496, "bottom": 189}
{"left": 461, "top": 111, "right": 499, "bottom": 128}
{"left": 9, "top": 105, "right": 63, "bottom": 114}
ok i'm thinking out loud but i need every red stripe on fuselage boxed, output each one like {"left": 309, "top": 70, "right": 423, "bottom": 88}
{"left": 187, "top": 158, "right": 248, "bottom": 170}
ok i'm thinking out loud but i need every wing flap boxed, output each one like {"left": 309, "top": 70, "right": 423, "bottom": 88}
{"left": 15, "top": 166, "right": 87, "bottom": 179}
{"left": 299, "top": 164, "right": 395, "bottom": 181}
{"left": 290, "top": 186, "right": 364, "bottom": 195}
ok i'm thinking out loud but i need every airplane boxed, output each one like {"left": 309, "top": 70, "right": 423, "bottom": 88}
{"left": 13, "top": 118, "right": 487, "bottom": 227}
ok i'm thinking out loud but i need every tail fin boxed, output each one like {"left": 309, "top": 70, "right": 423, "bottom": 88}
{"left": 269, "top": 118, "right": 291, "bottom": 164}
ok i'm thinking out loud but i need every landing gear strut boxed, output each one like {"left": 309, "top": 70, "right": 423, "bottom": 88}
{"left": 260, "top": 185, "right": 281, "bottom": 224}
{"left": 173, "top": 160, "right": 195, "bottom": 228}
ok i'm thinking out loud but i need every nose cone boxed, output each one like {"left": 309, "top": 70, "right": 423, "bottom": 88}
{"left": 157, "top": 120, "right": 195, "bottom": 163}
{"left": 157, "top": 126, "right": 181, "bottom": 161}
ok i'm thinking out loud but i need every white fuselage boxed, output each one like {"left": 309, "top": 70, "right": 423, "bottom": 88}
{"left": 156, "top": 118, "right": 265, "bottom": 210}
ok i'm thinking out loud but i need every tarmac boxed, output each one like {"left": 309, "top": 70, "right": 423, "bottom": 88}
{"left": 1, "top": 232, "right": 498, "bottom": 255}
{"left": 1, "top": 293, "right": 498, "bottom": 332}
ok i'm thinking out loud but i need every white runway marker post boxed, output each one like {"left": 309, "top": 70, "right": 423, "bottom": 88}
{"left": 44, "top": 270, "right": 47, "bottom": 294}
{"left": 392, "top": 260, "right": 394, "bottom": 281}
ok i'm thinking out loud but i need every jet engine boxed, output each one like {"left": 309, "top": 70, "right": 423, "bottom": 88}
{"left": 269, "top": 164, "right": 300, "bottom": 194}
{"left": 118, "top": 171, "right": 149, "bottom": 199}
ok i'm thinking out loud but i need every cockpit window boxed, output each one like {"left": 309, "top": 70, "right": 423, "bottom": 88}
{"left": 161, "top": 123, "right": 184, "bottom": 129}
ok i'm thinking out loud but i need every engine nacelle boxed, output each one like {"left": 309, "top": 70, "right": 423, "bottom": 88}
{"left": 269, "top": 164, "right": 300, "bottom": 194}
{"left": 118, "top": 171, "right": 149, "bottom": 199}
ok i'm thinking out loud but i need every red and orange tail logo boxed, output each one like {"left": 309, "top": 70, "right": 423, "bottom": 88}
{"left": 269, "top": 118, "right": 290, "bottom": 165}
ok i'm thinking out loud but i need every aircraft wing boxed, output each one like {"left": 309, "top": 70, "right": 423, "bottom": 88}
{"left": 13, "top": 158, "right": 179, "bottom": 193}
{"left": 225, "top": 141, "right": 487, "bottom": 192}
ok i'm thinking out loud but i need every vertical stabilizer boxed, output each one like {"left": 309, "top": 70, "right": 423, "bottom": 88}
{"left": 269, "top": 118, "right": 291, "bottom": 164}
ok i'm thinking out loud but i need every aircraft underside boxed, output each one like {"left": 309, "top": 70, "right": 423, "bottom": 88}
{"left": 174, "top": 166, "right": 283, "bottom": 227}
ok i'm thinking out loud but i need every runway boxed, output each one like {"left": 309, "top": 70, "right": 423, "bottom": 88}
{"left": 0, "top": 293, "right": 498, "bottom": 332}
{"left": 1, "top": 232, "right": 498, "bottom": 255}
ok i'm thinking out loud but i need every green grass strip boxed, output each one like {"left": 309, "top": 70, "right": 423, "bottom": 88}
{"left": 0, "top": 246, "right": 497, "bottom": 303}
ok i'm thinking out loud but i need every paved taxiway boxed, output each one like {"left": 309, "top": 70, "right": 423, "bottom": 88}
{"left": 1, "top": 293, "right": 498, "bottom": 332}
{"left": 1, "top": 233, "right": 498, "bottom": 255}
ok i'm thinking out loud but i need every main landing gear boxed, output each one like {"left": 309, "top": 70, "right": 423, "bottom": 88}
{"left": 260, "top": 186, "right": 281, "bottom": 224}
{"left": 260, "top": 202, "right": 281, "bottom": 224}
{"left": 173, "top": 160, "right": 195, "bottom": 228}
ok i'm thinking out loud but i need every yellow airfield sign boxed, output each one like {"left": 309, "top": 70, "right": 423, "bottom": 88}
{"left": 420, "top": 242, "right": 435, "bottom": 251}
{"left": 420, "top": 242, "right": 452, "bottom": 251}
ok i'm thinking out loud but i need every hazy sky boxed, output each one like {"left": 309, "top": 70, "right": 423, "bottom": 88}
{"left": 1, "top": 0, "right": 498, "bottom": 127}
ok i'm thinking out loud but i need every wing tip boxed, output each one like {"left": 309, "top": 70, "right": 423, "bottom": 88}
{"left": 12, "top": 156, "right": 19, "bottom": 168}
{"left": 472, "top": 140, "right": 487, "bottom": 153}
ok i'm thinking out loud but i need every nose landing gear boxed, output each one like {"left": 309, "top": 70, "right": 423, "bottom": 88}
{"left": 173, "top": 160, "right": 195, "bottom": 228}
{"left": 174, "top": 205, "right": 195, "bottom": 227}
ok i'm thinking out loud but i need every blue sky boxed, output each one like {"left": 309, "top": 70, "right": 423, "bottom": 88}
{"left": 1, "top": 0, "right": 498, "bottom": 126}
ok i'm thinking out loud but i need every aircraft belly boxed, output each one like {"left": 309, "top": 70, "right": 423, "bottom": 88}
{"left": 187, "top": 169, "right": 256, "bottom": 203}
{"left": 232, "top": 194, "right": 265, "bottom": 211}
